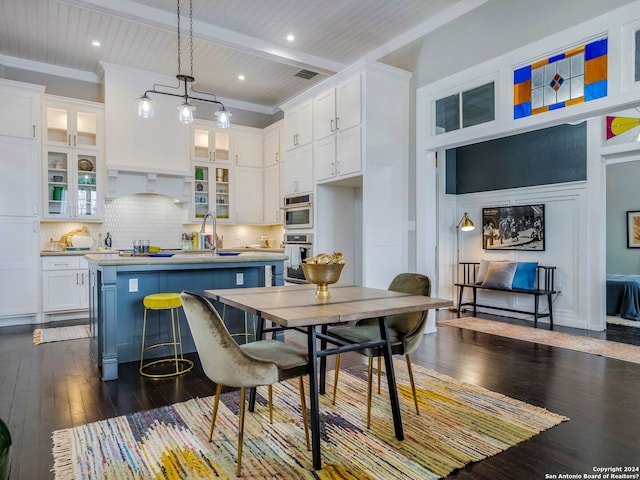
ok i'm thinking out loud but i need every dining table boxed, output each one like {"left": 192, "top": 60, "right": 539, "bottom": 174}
{"left": 204, "top": 283, "right": 452, "bottom": 470}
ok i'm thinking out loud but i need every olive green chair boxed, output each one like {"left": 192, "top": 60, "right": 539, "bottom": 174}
{"left": 327, "top": 273, "right": 431, "bottom": 428}
{"left": 0, "top": 418, "right": 11, "bottom": 480}
{"left": 180, "top": 291, "right": 310, "bottom": 476}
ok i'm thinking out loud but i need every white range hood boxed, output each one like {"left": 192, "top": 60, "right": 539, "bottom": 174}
{"left": 106, "top": 165, "right": 192, "bottom": 202}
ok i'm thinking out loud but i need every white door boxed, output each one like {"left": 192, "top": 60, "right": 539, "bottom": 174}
{"left": 0, "top": 137, "right": 38, "bottom": 217}
{"left": 0, "top": 217, "right": 38, "bottom": 316}
{"left": 235, "top": 166, "right": 263, "bottom": 223}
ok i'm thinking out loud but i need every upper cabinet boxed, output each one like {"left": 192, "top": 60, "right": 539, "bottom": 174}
{"left": 284, "top": 98, "right": 313, "bottom": 150}
{"left": 313, "top": 75, "right": 361, "bottom": 141}
{"left": 41, "top": 96, "right": 104, "bottom": 221}
{"left": 192, "top": 123, "right": 231, "bottom": 163}
{"left": 263, "top": 123, "right": 282, "bottom": 168}
{"left": 42, "top": 97, "right": 103, "bottom": 150}
{"left": 0, "top": 79, "right": 43, "bottom": 139}
{"left": 233, "top": 130, "right": 262, "bottom": 167}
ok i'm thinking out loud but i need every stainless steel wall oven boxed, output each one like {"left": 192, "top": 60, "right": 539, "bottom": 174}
{"left": 283, "top": 233, "right": 313, "bottom": 284}
{"left": 283, "top": 193, "right": 312, "bottom": 230}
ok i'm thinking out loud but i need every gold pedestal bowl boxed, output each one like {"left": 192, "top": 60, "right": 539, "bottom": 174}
{"left": 301, "top": 263, "right": 345, "bottom": 298}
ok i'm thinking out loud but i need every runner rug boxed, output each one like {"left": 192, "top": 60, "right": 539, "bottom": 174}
{"left": 439, "top": 317, "right": 640, "bottom": 364}
{"left": 51, "top": 361, "right": 568, "bottom": 479}
{"left": 33, "top": 325, "right": 90, "bottom": 345}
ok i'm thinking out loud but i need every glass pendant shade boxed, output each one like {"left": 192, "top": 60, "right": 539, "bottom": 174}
{"left": 177, "top": 102, "right": 195, "bottom": 124}
{"left": 136, "top": 95, "right": 155, "bottom": 119}
{"left": 215, "top": 107, "right": 231, "bottom": 128}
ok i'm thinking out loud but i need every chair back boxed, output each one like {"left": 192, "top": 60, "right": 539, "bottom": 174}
{"left": 180, "top": 291, "right": 279, "bottom": 387}
{"left": 386, "top": 273, "right": 431, "bottom": 353}
{"left": 0, "top": 418, "right": 11, "bottom": 480}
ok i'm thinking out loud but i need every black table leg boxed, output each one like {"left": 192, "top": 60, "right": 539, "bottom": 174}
{"left": 319, "top": 325, "right": 327, "bottom": 395}
{"left": 457, "top": 286, "right": 464, "bottom": 318}
{"left": 307, "top": 325, "right": 322, "bottom": 470}
{"left": 378, "top": 316, "right": 404, "bottom": 441}
{"left": 248, "top": 311, "right": 264, "bottom": 412}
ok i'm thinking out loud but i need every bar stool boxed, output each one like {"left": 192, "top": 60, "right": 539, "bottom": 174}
{"left": 222, "top": 303, "right": 256, "bottom": 344}
{"left": 139, "top": 293, "right": 194, "bottom": 378}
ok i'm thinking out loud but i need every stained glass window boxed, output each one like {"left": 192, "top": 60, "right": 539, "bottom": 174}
{"left": 514, "top": 38, "right": 607, "bottom": 119}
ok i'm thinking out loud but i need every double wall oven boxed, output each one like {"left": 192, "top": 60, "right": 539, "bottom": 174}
{"left": 282, "top": 193, "right": 314, "bottom": 284}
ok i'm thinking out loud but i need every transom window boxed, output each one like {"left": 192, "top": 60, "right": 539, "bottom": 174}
{"left": 434, "top": 82, "right": 494, "bottom": 135}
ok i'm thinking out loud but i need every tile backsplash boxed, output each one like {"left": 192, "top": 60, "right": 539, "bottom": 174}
{"left": 40, "top": 194, "right": 284, "bottom": 251}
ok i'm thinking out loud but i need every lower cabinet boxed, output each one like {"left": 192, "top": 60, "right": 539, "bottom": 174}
{"left": 42, "top": 256, "right": 89, "bottom": 313}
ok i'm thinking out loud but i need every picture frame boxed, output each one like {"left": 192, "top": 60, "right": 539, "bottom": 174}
{"left": 481, "top": 204, "right": 545, "bottom": 251}
{"left": 626, "top": 210, "right": 640, "bottom": 248}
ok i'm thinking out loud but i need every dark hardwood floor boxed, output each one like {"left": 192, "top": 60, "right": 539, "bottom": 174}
{"left": 1, "top": 311, "right": 639, "bottom": 479}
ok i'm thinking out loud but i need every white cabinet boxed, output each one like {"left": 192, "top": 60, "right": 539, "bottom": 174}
{"left": 284, "top": 98, "right": 313, "bottom": 150}
{"left": 0, "top": 217, "right": 39, "bottom": 317}
{"left": 263, "top": 163, "right": 281, "bottom": 224}
{"left": 234, "top": 166, "right": 263, "bottom": 223}
{"left": 283, "top": 144, "right": 313, "bottom": 195}
{"left": 313, "top": 74, "right": 361, "bottom": 141}
{"left": 41, "top": 96, "right": 104, "bottom": 221}
{"left": 314, "top": 127, "right": 361, "bottom": 182}
{"left": 42, "top": 256, "right": 89, "bottom": 313}
{"left": 192, "top": 123, "right": 231, "bottom": 163}
{"left": 0, "top": 137, "right": 39, "bottom": 217}
{"left": 0, "top": 79, "right": 42, "bottom": 139}
{"left": 233, "top": 130, "right": 262, "bottom": 167}
{"left": 191, "top": 163, "right": 233, "bottom": 223}
{"left": 42, "top": 97, "right": 103, "bottom": 150}
{"left": 263, "top": 124, "right": 282, "bottom": 168}
{"left": 43, "top": 147, "right": 103, "bottom": 221}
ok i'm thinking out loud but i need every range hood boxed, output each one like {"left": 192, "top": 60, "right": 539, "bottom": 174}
{"left": 106, "top": 165, "right": 192, "bottom": 202}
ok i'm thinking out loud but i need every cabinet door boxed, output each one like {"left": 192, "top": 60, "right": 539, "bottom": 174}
{"left": 192, "top": 163, "right": 212, "bottom": 220}
{"left": 263, "top": 163, "right": 281, "bottom": 224}
{"left": 234, "top": 131, "right": 262, "bottom": 167}
{"left": 314, "top": 135, "right": 337, "bottom": 182}
{"left": 44, "top": 104, "right": 100, "bottom": 150}
{"left": 313, "top": 88, "right": 336, "bottom": 140}
{"left": 336, "top": 127, "right": 361, "bottom": 177}
{"left": 263, "top": 127, "right": 281, "bottom": 167}
{"left": 235, "top": 166, "right": 263, "bottom": 223}
{"left": 191, "top": 124, "right": 231, "bottom": 162}
{"left": 284, "top": 99, "right": 313, "bottom": 150}
{"left": 0, "top": 217, "right": 38, "bottom": 316}
{"left": 0, "top": 89, "right": 37, "bottom": 139}
{"left": 214, "top": 164, "right": 233, "bottom": 222}
{"left": 336, "top": 74, "right": 361, "bottom": 132}
{"left": 42, "top": 270, "right": 82, "bottom": 312}
{"left": 283, "top": 144, "right": 313, "bottom": 195}
{"left": 0, "top": 137, "right": 38, "bottom": 216}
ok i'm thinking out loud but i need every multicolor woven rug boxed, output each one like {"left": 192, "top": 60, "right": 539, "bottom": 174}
{"left": 51, "top": 361, "right": 567, "bottom": 479}
{"left": 439, "top": 317, "right": 640, "bottom": 364}
{"left": 33, "top": 324, "right": 90, "bottom": 345}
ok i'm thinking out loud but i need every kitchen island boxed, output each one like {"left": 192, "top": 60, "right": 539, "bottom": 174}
{"left": 86, "top": 252, "right": 286, "bottom": 381}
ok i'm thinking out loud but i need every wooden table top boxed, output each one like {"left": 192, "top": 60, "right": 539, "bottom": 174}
{"left": 204, "top": 284, "right": 452, "bottom": 328}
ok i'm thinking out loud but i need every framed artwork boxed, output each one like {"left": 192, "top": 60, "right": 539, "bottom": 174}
{"left": 482, "top": 204, "right": 545, "bottom": 251}
{"left": 627, "top": 210, "right": 640, "bottom": 248}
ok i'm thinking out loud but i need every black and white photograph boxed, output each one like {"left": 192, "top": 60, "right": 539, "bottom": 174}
{"left": 482, "top": 204, "right": 545, "bottom": 251}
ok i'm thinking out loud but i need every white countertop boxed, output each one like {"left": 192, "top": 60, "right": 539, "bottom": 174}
{"left": 84, "top": 251, "right": 286, "bottom": 266}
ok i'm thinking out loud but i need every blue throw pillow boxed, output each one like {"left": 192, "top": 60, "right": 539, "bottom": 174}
{"left": 511, "top": 262, "right": 538, "bottom": 290}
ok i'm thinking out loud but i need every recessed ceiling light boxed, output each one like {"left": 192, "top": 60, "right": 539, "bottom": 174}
{"left": 286, "top": 34, "right": 295, "bottom": 42}
{"left": 238, "top": 74, "right": 245, "bottom": 81}
{"left": 91, "top": 40, "right": 100, "bottom": 47}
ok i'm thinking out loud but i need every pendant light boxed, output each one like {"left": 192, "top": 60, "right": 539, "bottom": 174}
{"left": 135, "top": 0, "right": 231, "bottom": 128}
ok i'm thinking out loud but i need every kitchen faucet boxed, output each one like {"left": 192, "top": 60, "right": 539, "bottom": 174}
{"left": 200, "top": 211, "right": 217, "bottom": 255}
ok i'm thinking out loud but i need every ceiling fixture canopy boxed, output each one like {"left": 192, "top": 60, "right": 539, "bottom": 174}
{"left": 135, "top": 0, "right": 231, "bottom": 128}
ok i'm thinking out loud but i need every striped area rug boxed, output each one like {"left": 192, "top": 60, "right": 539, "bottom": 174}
{"left": 33, "top": 324, "right": 90, "bottom": 345}
{"left": 51, "top": 361, "right": 568, "bottom": 479}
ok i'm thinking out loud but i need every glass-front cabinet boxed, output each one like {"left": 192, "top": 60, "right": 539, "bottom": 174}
{"left": 43, "top": 147, "right": 102, "bottom": 220}
{"left": 191, "top": 163, "right": 233, "bottom": 223}
{"left": 43, "top": 103, "right": 101, "bottom": 150}
{"left": 191, "top": 123, "right": 231, "bottom": 162}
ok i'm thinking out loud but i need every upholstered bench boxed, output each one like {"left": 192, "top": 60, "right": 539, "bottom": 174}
{"left": 454, "top": 261, "right": 557, "bottom": 329}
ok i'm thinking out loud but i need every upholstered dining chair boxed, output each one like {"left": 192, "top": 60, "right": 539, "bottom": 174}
{"left": 180, "top": 291, "right": 310, "bottom": 476}
{"left": 0, "top": 418, "right": 11, "bottom": 480}
{"left": 326, "top": 273, "right": 431, "bottom": 428}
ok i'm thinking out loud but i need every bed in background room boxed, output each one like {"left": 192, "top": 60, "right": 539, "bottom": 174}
{"left": 606, "top": 274, "right": 640, "bottom": 321}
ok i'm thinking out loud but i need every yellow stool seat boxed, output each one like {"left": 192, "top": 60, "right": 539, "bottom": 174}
{"left": 140, "top": 292, "right": 194, "bottom": 379}
{"left": 143, "top": 293, "right": 182, "bottom": 309}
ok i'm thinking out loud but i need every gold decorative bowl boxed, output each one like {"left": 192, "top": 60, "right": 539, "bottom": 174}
{"left": 301, "top": 263, "right": 345, "bottom": 298}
